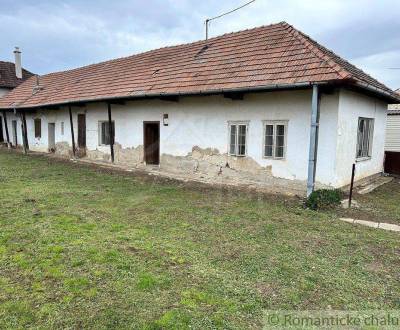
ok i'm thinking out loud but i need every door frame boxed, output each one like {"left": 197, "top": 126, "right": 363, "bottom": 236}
{"left": 12, "top": 120, "right": 17, "bottom": 147}
{"left": 143, "top": 121, "right": 160, "bottom": 165}
{"left": 77, "top": 113, "right": 86, "bottom": 149}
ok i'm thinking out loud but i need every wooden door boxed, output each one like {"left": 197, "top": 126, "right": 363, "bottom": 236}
{"left": 77, "top": 114, "right": 86, "bottom": 148}
{"left": 143, "top": 122, "right": 160, "bottom": 165}
{"left": 48, "top": 123, "right": 55, "bottom": 151}
{"left": 12, "top": 120, "right": 17, "bottom": 147}
{"left": 0, "top": 116, "right": 3, "bottom": 143}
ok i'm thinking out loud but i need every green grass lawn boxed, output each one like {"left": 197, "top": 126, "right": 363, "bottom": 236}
{"left": 0, "top": 150, "right": 399, "bottom": 329}
{"left": 338, "top": 178, "right": 400, "bottom": 225}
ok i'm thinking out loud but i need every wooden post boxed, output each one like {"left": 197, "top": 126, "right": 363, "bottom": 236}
{"left": 22, "top": 112, "right": 29, "bottom": 152}
{"left": 107, "top": 103, "right": 114, "bottom": 163}
{"left": 2, "top": 111, "right": 10, "bottom": 148}
{"left": 348, "top": 163, "right": 356, "bottom": 208}
{"left": 68, "top": 105, "right": 76, "bottom": 157}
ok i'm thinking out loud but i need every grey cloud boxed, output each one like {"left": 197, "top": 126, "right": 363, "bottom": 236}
{"left": 0, "top": 0, "right": 398, "bottom": 89}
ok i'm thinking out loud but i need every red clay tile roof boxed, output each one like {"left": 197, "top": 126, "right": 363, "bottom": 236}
{"left": 0, "top": 61, "right": 33, "bottom": 89}
{"left": 0, "top": 22, "right": 398, "bottom": 109}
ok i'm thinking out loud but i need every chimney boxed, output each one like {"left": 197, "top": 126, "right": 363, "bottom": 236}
{"left": 14, "top": 47, "right": 22, "bottom": 79}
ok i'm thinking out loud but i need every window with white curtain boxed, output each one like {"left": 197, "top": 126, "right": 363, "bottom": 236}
{"left": 356, "top": 117, "right": 374, "bottom": 159}
{"left": 263, "top": 121, "right": 288, "bottom": 159}
{"left": 228, "top": 122, "right": 248, "bottom": 156}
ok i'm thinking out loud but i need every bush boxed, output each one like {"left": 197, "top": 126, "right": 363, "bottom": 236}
{"left": 305, "top": 189, "right": 343, "bottom": 210}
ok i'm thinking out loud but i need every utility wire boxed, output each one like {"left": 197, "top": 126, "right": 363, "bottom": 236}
{"left": 205, "top": 0, "right": 256, "bottom": 40}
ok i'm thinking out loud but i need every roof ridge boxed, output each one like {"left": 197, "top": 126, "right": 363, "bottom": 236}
{"left": 39, "top": 22, "right": 286, "bottom": 78}
{"left": 283, "top": 22, "right": 351, "bottom": 80}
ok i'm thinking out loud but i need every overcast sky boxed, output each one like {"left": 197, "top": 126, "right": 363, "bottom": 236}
{"left": 0, "top": 0, "right": 399, "bottom": 89}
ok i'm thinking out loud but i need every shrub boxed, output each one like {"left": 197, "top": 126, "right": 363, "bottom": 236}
{"left": 305, "top": 189, "right": 343, "bottom": 210}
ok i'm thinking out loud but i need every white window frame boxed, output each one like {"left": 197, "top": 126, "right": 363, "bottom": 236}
{"left": 98, "top": 120, "right": 115, "bottom": 146}
{"left": 228, "top": 121, "right": 249, "bottom": 157}
{"left": 263, "top": 120, "right": 288, "bottom": 160}
{"left": 356, "top": 117, "right": 374, "bottom": 160}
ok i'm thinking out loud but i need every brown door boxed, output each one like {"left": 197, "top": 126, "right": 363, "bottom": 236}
{"left": 0, "top": 116, "right": 3, "bottom": 143}
{"left": 12, "top": 120, "right": 18, "bottom": 147}
{"left": 143, "top": 122, "right": 160, "bottom": 165}
{"left": 77, "top": 114, "right": 86, "bottom": 148}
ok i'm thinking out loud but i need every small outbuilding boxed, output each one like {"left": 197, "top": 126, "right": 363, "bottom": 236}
{"left": 385, "top": 89, "right": 400, "bottom": 175}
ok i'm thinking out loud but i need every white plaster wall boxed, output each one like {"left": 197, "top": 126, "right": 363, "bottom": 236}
{"left": 22, "top": 90, "right": 343, "bottom": 185}
{"left": 335, "top": 89, "right": 387, "bottom": 186}
{"left": 25, "top": 108, "right": 73, "bottom": 153}
{"left": 84, "top": 90, "right": 321, "bottom": 182}
{"left": 0, "top": 111, "right": 23, "bottom": 146}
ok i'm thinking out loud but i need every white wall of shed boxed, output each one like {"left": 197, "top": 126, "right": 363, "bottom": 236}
{"left": 25, "top": 90, "right": 341, "bottom": 184}
{"left": 21, "top": 89, "right": 389, "bottom": 189}
{"left": 335, "top": 89, "right": 387, "bottom": 186}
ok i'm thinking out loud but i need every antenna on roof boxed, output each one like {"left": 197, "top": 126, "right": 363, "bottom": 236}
{"left": 204, "top": 0, "right": 256, "bottom": 40}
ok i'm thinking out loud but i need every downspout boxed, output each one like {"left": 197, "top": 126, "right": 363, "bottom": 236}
{"left": 307, "top": 84, "right": 321, "bottom": 197}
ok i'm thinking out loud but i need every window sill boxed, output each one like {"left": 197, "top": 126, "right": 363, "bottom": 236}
{"left": 263, "top": 157, "right": 286, "bottom": 160}
{"left": 228, "top": 154, "right": 246, "bottom": 158}
{"left": 356, "top": 156, "right": 371, "bottom": 162}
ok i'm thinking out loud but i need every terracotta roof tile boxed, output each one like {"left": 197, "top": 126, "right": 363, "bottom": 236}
{"left": 0, "top": 22, "right": 398, "bottom": 109}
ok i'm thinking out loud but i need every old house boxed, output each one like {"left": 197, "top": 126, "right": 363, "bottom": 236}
{"left": 385, "top": 89, "right": 400, "bottom": 175}
{"left": 0, "top": 22, "right": 399, "bottom": 195}
{"left": 0, "top": 47, "right": 33, "bottom": 146}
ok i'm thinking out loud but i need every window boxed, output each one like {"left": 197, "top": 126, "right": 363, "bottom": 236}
{"left": 34, "top": 118, "right": 41, "bottom": 138}
{"left": 229, "top": 122, "right": 248, "bottom": 156}
{"left": 99, "top": 121, "right": 115, "bottom": 145}
{"left": 356, "top": 117, "right": 374, "bottom": 159}
{"left": 263, "top": 121, "right": 287, "bottom": 159}
{"left": 61, "top": 122, "right": 64, "bottom": 135}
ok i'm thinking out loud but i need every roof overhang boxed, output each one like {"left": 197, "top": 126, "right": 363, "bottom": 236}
{"left": 1, "top": 79, "right": 398, "bottom": 112}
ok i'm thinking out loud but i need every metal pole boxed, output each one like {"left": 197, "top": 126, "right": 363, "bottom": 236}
{"left": 68, "top": 105, "right": 76, "bottom": 157}
{"left": 306, "top": 85, "right": 320, "bottom": 197}
{"left": 205, "top": 19, "right": 209, "bottom": 40}
{"left": 107, "top": 103, "right": 114, "bottom": 163}
{"left": 348, "top": 163, "right": 356, "bottom": 208}
{"left": 2, "top": 111, "right": 10, "bottom": 148}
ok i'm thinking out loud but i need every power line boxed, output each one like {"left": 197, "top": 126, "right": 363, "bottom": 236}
{"left": 205, "top": 0, "right": 257, "bottom": 40}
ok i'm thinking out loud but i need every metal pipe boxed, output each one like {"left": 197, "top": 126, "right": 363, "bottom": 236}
{"left": 348, "top": 163, "right": 356, "bottom": 208}
{"left": 307, "top": 85, "right": 320, "bottom": 197}
{"left": 68, "top": 105, "right": 76, "bottom": 157}
{"left": 2, "top": 111, "right": 10, "bottom": 148}
{"left": 107, "top": 103, "right": 114, "bottom": 163}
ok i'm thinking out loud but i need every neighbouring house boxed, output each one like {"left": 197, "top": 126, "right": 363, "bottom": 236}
{"left": 0, "top": 47, "right": 33, "bottom": 146}
{"left": 385, "top": 89, "right": 400, "bottom": 175}
{"left": 0, "top": 22, "right": 399, "bottom": 195}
